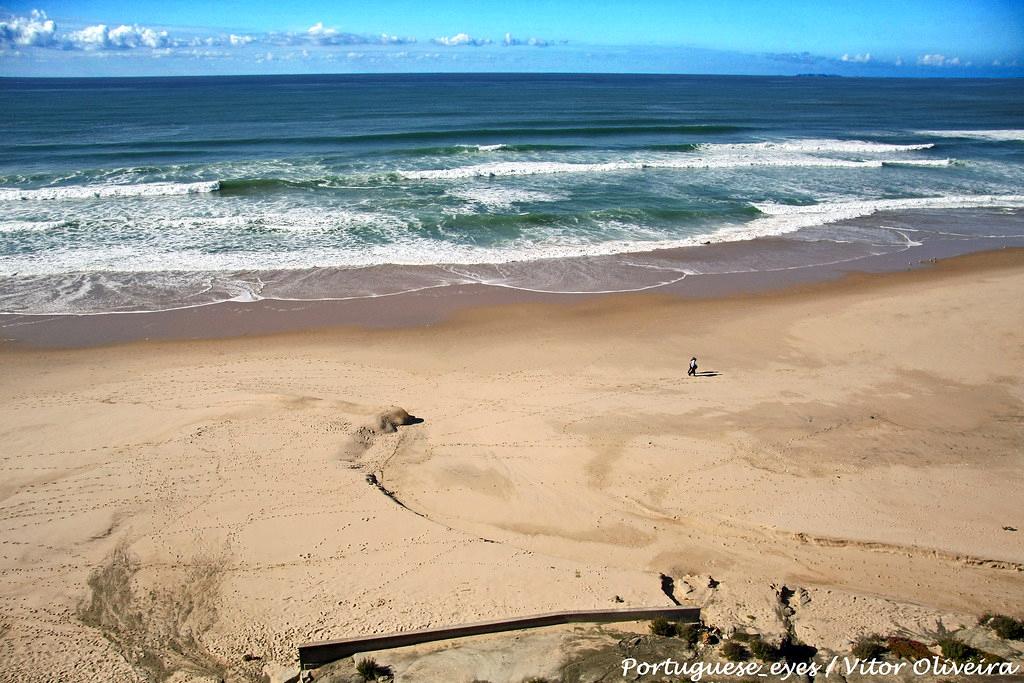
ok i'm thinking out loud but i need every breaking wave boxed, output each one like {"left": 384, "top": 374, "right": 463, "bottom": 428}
{"left": 0, "top": 181, "right": 221, "bottom": 201}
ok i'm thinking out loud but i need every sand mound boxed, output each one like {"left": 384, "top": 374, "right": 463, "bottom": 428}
{"left": 373, "top": 407, "right": 416, "bottom": 433}
{"left": 341, "top": 407, "right": 419, "bottom": 460}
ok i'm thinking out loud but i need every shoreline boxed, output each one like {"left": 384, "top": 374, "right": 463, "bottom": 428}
{"left": 3, "top": 234, "right": 1023, "bottom": 349}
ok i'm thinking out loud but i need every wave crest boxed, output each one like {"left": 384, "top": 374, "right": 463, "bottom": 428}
{"left": 917, "top": 129, "right": 1024, "bottom": 142}
{"left": 0, "top": 181, "right": 220, "bottom": 202}
{"left": 397, "top": 156, "right": 949, "bottom": 180}
{"left": 745, "top": 194, "right": 1024, "bottom": 237}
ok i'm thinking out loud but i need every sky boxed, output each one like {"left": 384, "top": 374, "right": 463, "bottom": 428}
{"left": 1, "top": 0, "right": 1022, "bottom": 77}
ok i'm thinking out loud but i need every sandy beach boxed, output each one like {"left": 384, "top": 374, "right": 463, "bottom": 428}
{"left": 1, "top": 248, "right": 1023, "bottom": 681}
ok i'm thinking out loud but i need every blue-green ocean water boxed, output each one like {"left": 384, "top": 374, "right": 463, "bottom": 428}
{"left": 1, "top": 74, "right": 1023, "bottom": 313}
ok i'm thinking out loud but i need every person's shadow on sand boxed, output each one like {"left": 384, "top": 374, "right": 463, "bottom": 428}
{"left": 693, "top": 370, "right": 721, "bottom": 377}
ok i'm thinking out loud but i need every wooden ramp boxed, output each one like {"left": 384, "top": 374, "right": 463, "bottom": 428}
{"left": 298, "top": 605, "right": 700, "bottom": 669}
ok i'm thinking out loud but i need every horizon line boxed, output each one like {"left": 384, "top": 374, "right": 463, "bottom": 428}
{"left": 2, "top": 71, "right": 1022, "bottom": 81}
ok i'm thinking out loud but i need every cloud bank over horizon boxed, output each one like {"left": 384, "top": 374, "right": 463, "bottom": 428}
{"left": 0, "top": 6, "right": 1021, "bottom": 77}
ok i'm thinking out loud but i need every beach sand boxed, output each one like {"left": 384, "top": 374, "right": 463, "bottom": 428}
{"left": 1, "top": 249, "right": 1022, "bottom": 681}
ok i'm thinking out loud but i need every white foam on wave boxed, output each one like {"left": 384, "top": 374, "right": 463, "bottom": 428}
{"left": 204, "top": 207, "right": 395, "bottom": 233}
{"left": 0, "top": 219, "right": 68, "bottom": 233}
{"left": 448, "top": 186, "right": 562, "bottom": 208}
{"left": 398, "top": 136, "right": 948, "bottom": 180}
{"left": 402, "top": 160, "right": 634, "bottom": 179}
{"left": 917, "top": 129, "right": 1024, "bottom": 141}
{"left": 460, "top": 144, "right": 507, "bottom": 152}
{"left": 6, "top": 194, "right": 1020, "bottom": 279}
{"left": 740, "top": 194, "right": 1024, "bottom": 240}
{"left": 0, "top": 181, "right": 220, "bottom": 202}
{"left": 879, "top": 159, "right": 953, "bottom": 167}
{"left": 398, "top": 156, "right": 930, "bottom": 180}
{"left": 698, "top": 139, "right": 935, "bottom": 154}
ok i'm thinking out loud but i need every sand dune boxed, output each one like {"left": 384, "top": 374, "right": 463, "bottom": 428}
{"left": 0, "top": 250, "right": 1022, "bottom": 681}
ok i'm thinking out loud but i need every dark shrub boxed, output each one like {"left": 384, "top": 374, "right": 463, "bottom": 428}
{"left": 678, "top": 622, "right": 704, "bottom": 646}
{"left": 939, "top": 638, "right": 1006, "bottom": 665}
{"left": 780, "top": 635, "right": 817, "bottom": 663}
{"left": 938, "top": 638, "right": 980, "bottom": 663}
{"left": 355, "top": 657, "right": 392, "bottom": 681}
{"left": 748, "top": 635, "right": 782, "bottom": 662}
{"left": 982, "top": 614, "right": 1024, "bottom": 641}
{"left": 886, "top": 636, "right": 931, "bottom": 660}
{"left": 721, "top": 640, "right": 750, "bottom": 662}
{"left": 650, "top": 617, "right": 678, "bottom": 637}
{"left": 851, "top": 635, "right": 888, "bottom": 661}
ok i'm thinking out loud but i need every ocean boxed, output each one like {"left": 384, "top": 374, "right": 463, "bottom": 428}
{"left": 1, "top": 73, "right": 1023, "bottom": 314}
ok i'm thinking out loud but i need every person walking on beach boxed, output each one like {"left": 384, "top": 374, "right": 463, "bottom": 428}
{"left": 688, "top": 357, "right": 698, "bottom": 377}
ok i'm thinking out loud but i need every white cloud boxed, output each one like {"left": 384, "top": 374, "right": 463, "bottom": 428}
{"left": 68, "top": 24, "right": 106, "bottom": 48}
{"left": 917, "top": 53, "right": 962, "bottom": 67}
{"left": 503, "top": 32, "right": 550, "bottom": 47}
{"left": 840, "top": 52, "right": 871, "bottom": 63}
{"left": 67, "top": 23, "right": 170, "bottom": 49}
{"left": 0, "top": 9, "right": 58, "bottom": 47}
{"left": 433, "top": 32, "right": 491, "bottom": 46}
{"left": 307, "top": 21, "right": 336, "bottom": 38}
{"left": 303, "top": 21, "right": 414, "bottom": 45}
{"left": 3, "top": 9, "right": 417, "bottom": 55}
{"left": 895, "top": 56, "right": 903, "bottom": 66}
{"left": 185, "top": 48, "right": 227, "bottom": 59}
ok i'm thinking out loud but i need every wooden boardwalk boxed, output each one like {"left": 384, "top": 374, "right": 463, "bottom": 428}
{"left": 298, "top": 605, "right": 700, "bottom": 669}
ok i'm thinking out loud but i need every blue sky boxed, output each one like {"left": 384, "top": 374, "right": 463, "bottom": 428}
{"left": 1, "top": 0, "right": 1022, "bottom": 77}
